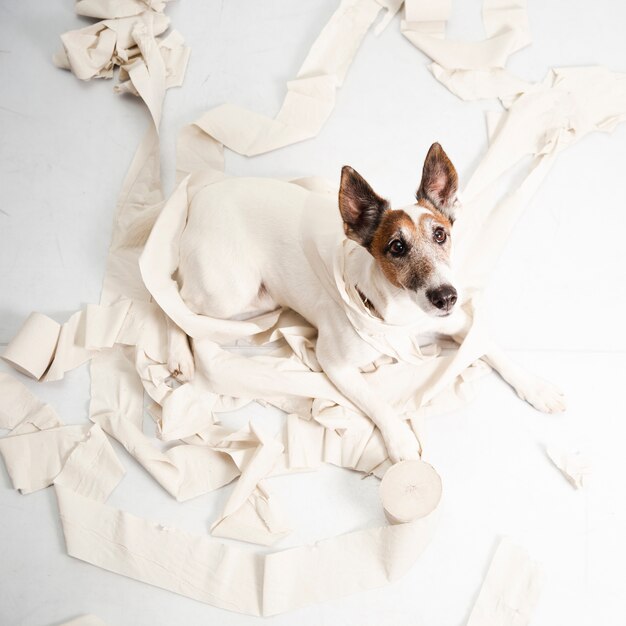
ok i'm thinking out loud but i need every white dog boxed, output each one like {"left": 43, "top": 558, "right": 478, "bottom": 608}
{"left": 166, "top": 143, "right": 566, "bottom": 462}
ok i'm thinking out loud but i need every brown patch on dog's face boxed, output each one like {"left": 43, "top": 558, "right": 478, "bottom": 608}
{"left": 369, "top": 201, "right": 453, "bottom": 294}
{"left": 338, "top": 143, "right": 460, "bottom": 315}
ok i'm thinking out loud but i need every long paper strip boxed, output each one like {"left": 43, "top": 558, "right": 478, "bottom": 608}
{"left": 466, "top": 537, "right": 543, "bottom": 626}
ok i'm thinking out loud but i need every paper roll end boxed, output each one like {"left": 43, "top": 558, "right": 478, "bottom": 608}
{"left": 380, "top": 460, "right": 442, "bottom": 524}
{"left": 2, "top": 312, "right": 61, "bottom": 380}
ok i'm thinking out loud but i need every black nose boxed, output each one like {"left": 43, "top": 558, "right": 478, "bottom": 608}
{"left": 426, "top": 285, "right": 458, "bottom": 312}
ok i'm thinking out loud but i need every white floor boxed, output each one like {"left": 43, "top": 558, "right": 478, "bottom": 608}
{"left": 1, "top": 1, "right": 626, "bottom": 625}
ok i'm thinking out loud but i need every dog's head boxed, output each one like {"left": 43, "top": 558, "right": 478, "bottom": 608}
{"left": 338, "top": 142, "right": 459, "bottom": 317}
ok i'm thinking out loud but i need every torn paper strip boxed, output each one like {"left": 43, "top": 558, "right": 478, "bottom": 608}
{"left": 466, "top": 537, "right": 543, "bottom": 626}
{"left": 0, "top": 372, "right": 61, "bottom": 432}
{"left": 546, "top": 445, "right": 591, "bottom": 489}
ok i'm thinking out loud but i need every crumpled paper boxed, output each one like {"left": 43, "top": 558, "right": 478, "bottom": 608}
{"left": 546, "top": 445, "right": 591, "bottom": 489}
{"left": 2, "top": 0, "right": 625, "bottom": 618}
{"left": 0, "top": 375, "right": 124, "bottom": 499}
{"left": 0, "top": 371, "right": 440, "bottom": 616}
{"left": 53, "top": 1, "right": 189, "bottom": 127}
{"left": 0, "top": 371, "right": 61, "bottom": 432}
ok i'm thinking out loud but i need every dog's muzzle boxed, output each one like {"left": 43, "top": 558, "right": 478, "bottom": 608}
{"left": 426, "top": 284, "right": 458, "bottom": 313}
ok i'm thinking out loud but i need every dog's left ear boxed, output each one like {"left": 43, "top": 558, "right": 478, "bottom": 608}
{"left": 339, "top": 166, "right": 389, "bottom": 247}
{"left": 416, "top": 143, "right": 459, "bottom": 223}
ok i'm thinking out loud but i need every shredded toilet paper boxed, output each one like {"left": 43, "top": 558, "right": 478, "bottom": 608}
{"left": 54, "top": 538, "right": 540, "bottom": 625}
{"left": 466, "top": 537, "right": 543, "bottom": 626}
{"left": 2, "top": 0, "right": 625, "bottom": 618}
{"left": 546, "top": 445, "right": 591, "bottom": 489}
{"left": 53, "top": 0, "right": 189, "bottom": 127}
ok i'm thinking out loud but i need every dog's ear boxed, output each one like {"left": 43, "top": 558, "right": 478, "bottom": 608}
{"left": 339, "top": 166, "right": 389, "bottom": 247}
{"left": 416, "top": 143, "right": 459, "bottom": 223}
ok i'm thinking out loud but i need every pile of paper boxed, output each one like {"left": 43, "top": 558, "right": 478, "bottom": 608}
{"left": 2, "top": 0, "right": 621, "bottom": 619}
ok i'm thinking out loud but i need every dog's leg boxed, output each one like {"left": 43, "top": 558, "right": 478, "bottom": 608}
{"left": 322, "top": 363, "right": 420, "bottom": 463}
{"left": 316, "top": 327, "right": 420, "bottom": 463}
{"left": 482, "top": 347, "right": 566, "bottom": 413}
{"left": 166, "top": 316, "right": 195, "bottom": 382}
{"left": 439, "top": 309, "right": 566, "bottom": 413}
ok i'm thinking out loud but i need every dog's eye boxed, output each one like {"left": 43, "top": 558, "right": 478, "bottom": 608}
{"left": 389, "top": 239, "right": 406, "bottom": 256}
{"left": 433, "top": 227, "right": 447, "bottom": 244}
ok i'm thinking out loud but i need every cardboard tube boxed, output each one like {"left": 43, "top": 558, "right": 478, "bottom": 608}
{"left": 380, "top": 460, "right": 442, "bottom": 524}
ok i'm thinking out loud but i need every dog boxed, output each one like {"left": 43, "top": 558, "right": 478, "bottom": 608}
{"left": 166, "top": 143, "right": 566, "bottom": 462}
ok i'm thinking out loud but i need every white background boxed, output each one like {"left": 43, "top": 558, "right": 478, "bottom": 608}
{"left": 1, "top": 1, "right": 626, "bottom": 625}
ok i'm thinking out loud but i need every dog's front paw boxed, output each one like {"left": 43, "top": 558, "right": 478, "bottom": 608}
{"left": 167, "top": 347, "right": 195, "bottom": 382}
{"left": 381, "top": 419, "right": 421, "bottom": 464}
{"left": 514, "top": 375, "right": 566, "bottom": 413}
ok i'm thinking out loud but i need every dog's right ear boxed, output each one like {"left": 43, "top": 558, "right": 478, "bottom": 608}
{"left": 338, "top": 166, "right": 389, "bottom": 247}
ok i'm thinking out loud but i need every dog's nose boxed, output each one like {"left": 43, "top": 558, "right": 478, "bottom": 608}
{"left": 427, "top": 285, "right": 458, "bottom": 312}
